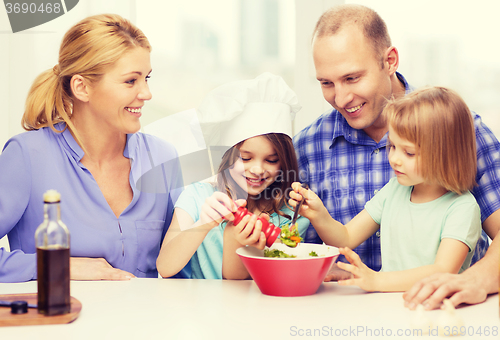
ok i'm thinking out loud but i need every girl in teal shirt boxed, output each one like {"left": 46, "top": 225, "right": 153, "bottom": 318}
{"left": 290, "top": 86, "right": 481, "bottom": 292}
{"left": 157, "top": 73, "right": 309, "bottom": 279}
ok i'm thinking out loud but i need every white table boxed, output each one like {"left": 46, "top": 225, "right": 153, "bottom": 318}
{"left": 0, "top": 279, "right": 498, "bottom": 340}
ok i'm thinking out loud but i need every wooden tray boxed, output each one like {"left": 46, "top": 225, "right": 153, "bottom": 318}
{"left": 0, "top": 293, "right": 81, "bottom": 327}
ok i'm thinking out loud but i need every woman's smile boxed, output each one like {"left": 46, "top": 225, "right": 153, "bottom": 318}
{"left": 125, "top": 107, "right": 143, "bottom": 117}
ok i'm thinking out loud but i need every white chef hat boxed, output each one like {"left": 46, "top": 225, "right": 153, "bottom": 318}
{"left": 194, "top": 72, "right": 301, "bottom": 149}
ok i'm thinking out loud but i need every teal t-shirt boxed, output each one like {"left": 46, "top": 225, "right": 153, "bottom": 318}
{"left": 365, "top": 177, "right": 481, "bottom": 273}
{"left": 174, "top": 182, "right": 309, "bottom": 279}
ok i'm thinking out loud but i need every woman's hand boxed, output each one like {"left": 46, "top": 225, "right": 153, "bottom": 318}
{"left": 198, "top": 192, "right": 240, "bottom": 230}
{"left": 336, "top": 247, "right": 378, "bottom": 291}
{"left": 70, "top": 257, "right": 135, "bottom": 280}
{"left": 232, "top": 213, "right": 266, "bottom": 250}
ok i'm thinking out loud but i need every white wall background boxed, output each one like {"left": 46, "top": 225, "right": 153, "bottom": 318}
{"left": 2, "top": 0, "right": 500, "bottom": 250}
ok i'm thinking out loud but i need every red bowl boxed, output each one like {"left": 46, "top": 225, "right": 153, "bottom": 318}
{"left": 236, "top": 243, "right": 339, "bottom": 297}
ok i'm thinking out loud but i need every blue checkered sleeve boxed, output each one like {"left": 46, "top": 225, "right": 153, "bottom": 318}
{"left": 469, "top": 113, "right": 500, "bottom": 263}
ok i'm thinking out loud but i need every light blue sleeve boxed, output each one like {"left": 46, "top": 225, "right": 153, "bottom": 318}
{"left": 173, "top": 183, "right": 219, "bottom": 279}
{"left": 0, "top": 138, "right": 37, "bottom": 282}
{"left": 442, "top": 192, "right": 482, "bottom": 252}
{"left": 146, "top": 136, "right": 189, "bottom": 278}
{"left": 174, "top": 182, "right": 217, "bottom": 223}
{"left": 160, "top": 142, "right": 184, "bottom": 241}
{"left": 163, "top": 154, "right": 190, "bottom": 279}
{"left": 364, "top": 177, "right": 396, "bottom": 225}
{"left": 138, "top": 134, "right": 185, "bottom": 241}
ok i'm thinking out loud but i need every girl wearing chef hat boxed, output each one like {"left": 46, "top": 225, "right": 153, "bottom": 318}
{"left": 156, "top": 72, "right": 309, "bottom": 279}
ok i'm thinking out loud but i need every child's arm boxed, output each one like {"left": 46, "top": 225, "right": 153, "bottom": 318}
{"left": 222, "top": 214, "right": 266, "bottom": 280}
{"left": 289, "top": 182, "right": 379, "bottom": 249}
{"left": 337, "top": 238, "right": 470, "bottom": 292}
{"left": 156, "top": 192, "right": 238, "bottom": 278}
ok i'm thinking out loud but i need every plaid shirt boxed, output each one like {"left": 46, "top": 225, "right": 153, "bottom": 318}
{"left": 293, "top": 72, "right": 500, "bottom": 271}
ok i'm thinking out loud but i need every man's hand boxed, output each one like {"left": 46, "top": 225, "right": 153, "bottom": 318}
{"left": 403, "top": 272, "right": 489, "bottom": 310}
{"left": 324, "top": 262, "right": 353, "bottom": 281}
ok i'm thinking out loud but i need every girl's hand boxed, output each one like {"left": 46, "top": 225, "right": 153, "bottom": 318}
{"left": 198, "top": 192, "right": 239, "bottom": 230}
{"left": 336, "top": 247, "right": 378, "bottom": 292}
{"left": 288, "top": 182, "right": 330, "bottom": 223}
{"left": 232, "top": 213, "right": 266, "bottom": 250}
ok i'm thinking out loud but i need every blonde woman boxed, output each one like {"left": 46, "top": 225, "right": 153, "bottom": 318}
{"left": 0, "top": 14, "right": 183, "bottom": 282}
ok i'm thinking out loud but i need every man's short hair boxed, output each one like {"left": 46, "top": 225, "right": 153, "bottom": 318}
{"left": 313, "top": 4, "right": 391, "bottom": 66}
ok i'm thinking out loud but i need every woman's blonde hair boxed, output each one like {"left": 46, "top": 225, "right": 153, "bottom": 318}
{"left": 22, "top": 14, "right": 151, "bottom": 133}
{"left": 216, "top": 133, "right": 299, "bottom": 219}
{"left": 385, "top": 86, "right": 476, "bottom": 194}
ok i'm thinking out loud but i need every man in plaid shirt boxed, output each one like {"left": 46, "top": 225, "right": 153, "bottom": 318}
{"left": 293, "top": 4, "right": 500, "bottom": 279}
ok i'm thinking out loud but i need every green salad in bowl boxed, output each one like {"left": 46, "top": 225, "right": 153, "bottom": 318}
{"left": 264, "top": 249, "right": 296, "bottom": 258}
{"left": 264, "top": 249, "right": 320, "bottom": 258}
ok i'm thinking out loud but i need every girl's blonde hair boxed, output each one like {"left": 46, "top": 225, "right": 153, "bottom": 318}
{"left": 216, "top": 133, "right": 299, "bottom": 219}
{"left": 385, "top": 86, "right": 476, "bottom": 194}
{"left": 22, "top": 14, "right": 151, "bottom": 133}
